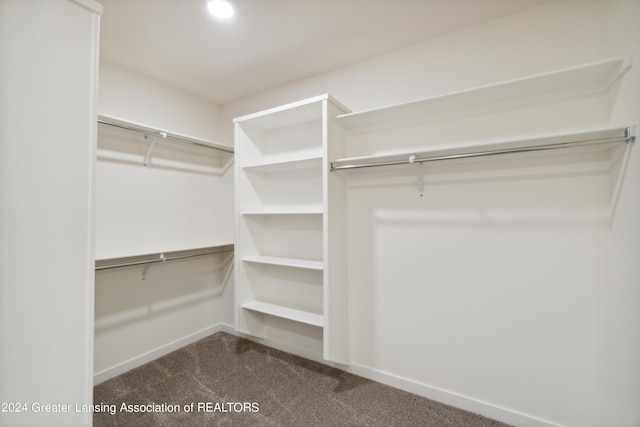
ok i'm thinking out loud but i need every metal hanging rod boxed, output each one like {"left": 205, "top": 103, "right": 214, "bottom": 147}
{"left": 97, "top": 115, "right": 234, "bottom": 154}
{"left": 330, "top": 126, "right": 635, "bottom": 172}
{"left": 95, "top": 244, "right": 234, "bottom": 271}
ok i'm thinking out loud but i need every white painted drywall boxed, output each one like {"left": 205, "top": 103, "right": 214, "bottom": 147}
{"left": 222, "top": 1, "right": 640, "bottom": 425}
{"left": 0, "top": 0, "right": 101, "bottom": 426}
{"left": 94, "top": 62, "right": 235, "bottom": 381}
{"left": 99, "top": 61, "right": 226, "bottom": 144}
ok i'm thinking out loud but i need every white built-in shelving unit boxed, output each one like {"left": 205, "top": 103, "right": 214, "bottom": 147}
{"left": 234, "top": 94, "right": 350, "bottom": 364}
{"left": 233, "top": 56, "right": 635, "bottom": 365}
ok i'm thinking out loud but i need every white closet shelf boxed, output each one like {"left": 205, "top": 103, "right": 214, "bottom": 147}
{"left": 98, "top": 113, "right": 234, "bottom": 154}
{"left": 95, "top": 244, "right": 234, "bottom": 271}
{"left": 243, "top": 156, "right": 322, "bottom": 172}
{"left": 337, "top": 55, "right": 633, "bottom": 132}
{"left": 330, "top": 126, "right": 635, "bottom": 172}
{"left": 233, "top": 94, "right": 347, "bottom": 130}
{"left": 243, "top": 256, "right": 323, "bottom": 270}
{"left": 242, "top": 209, "right": 323, "bottom": 216}
{"left": 242, "top": 301, "right": 324, "bottom": 327}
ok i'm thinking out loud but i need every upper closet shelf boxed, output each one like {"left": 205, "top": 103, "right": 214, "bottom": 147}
{"left": 330, "top": 126, "right": 635, "bottom": 172}
{"left": 337, "top": 55, "right": 633, "bottom": 133}
{"left": 98, "top": 113, "right": 234, "bottom": 154}
{"left": 233, "top": 94, "right": 348, "bottom": 130}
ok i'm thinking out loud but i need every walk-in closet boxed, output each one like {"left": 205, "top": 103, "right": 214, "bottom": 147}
{"left": 1, "top": 1, "right": 639, "bottom": 426}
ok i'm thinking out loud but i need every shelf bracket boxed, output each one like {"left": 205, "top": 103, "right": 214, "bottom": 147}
{"left": 141, "top": 253, "right": 166, "bottom": 279}
{"left": 409, "top": 154, "right": 424, "bottom": 197}
{"left": 143, "top": 132, "right": 167, "bottom": 166}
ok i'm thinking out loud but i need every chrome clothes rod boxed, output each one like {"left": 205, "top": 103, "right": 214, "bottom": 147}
{"left": 97, "top": 115, "right": 234, "bottom": 154}
{"left": 330, "top": 126, "right": 635, "bottom": 172}
{"left": 95, "top": 244, "right": 234, "bottom": 271}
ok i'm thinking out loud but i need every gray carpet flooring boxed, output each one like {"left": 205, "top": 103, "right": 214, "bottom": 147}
{"left": 93, "top": 332, "right": 510, "bottom": 426}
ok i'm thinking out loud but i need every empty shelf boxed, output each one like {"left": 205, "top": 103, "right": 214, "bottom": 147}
{"left": 242, "top": 301, "right": 324, "bottom": 327}
{"left": 243, "top": 256, "right": 323, "bottom": 270}
{"left": 98, "top": 113, "right": 234, "bottom": 153}
{"left": 337, "top": 56, "right": 632, "bottom": 132}
{"left": 243, "top": 156, "right": 323, "bottom": 172}
{"left": 242, "top": 209, "right": 323, "bottom": 216}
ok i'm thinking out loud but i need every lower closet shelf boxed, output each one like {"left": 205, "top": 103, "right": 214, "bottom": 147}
{"left": 242, "top": 301, "right": 324, "bottom": 327}
{"left": 242, "top": 256, "right": 323, "bottom": 270}
{"left": 95, "top": 244, "right": 234, "bottom": 270}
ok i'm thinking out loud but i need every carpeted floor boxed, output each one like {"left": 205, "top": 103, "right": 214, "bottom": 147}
{"left": 93, "top": 332, "right": 510, "bottom": 426}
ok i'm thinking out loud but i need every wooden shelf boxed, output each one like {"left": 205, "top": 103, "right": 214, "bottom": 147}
{"left": 243, "top": 156, "right": 322, "bottom": 172}
{"left": 242, "top": 209, "right": 323, "bottom": 216}
{"left": 98, "top": 113, "right": 233, "bottom": 153}
{"left": 337, "top": 56, "right": 632, "bottom": 133}
{"left": 242, "top": 301, "right": 324, "bottom": 327}
{"left": 234, "top": 94, "right": 347, "bottom": 131}
{"left": 243, "top": 256, "right": 323, "bottom": 270}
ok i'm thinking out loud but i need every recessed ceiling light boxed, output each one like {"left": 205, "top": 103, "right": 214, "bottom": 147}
{"left": 207, "top": 0, "right": 234, "bottom": 19}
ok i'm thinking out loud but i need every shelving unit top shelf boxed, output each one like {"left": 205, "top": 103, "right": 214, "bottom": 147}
{"left": 233, "top": 94, "right": 349, "bottom": 130}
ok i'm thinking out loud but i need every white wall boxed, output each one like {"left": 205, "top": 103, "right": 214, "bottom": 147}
{"left": 222, "top": 1, "right": 640, "bottom": 426}
{"left": 0, "top": 0, "right": 101, "bottom": 426}
{"left": 221, "top": 0, "right": 619, "bottom": 140}
{"left": 99, "top": 61, "right": 226, "bottom": 144}
{"left": 94, "top": 61, "right": 235, "bottom": 381}
{"left": 589, "top": 3, "right": 640, "bottom": 426}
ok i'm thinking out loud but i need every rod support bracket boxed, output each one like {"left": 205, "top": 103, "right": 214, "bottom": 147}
{"left": 143, "top": 132, "right": 167, "bottom": 166}
{"left": 409, "top": 155, "right": 424, "bottom": 197}
{"left": 141, "top": 253, "right": 166, "bottom": 279}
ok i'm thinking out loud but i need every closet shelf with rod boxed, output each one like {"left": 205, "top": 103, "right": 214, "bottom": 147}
{"left": 95, "top": 244, "right": 234, "bottom": 271}
{"left": 97, "top": 113, "right": 234, "bottom": 155}
{"left": 330, "top": 126, "right": 635, "bottom": 172}
{"left": 336, "top": 55, "right": 632, "bottom": 133}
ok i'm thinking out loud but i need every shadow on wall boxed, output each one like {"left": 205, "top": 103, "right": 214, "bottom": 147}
{"left": 97, "top": 123, "right": 234, "bottom": 176}
{"left": 94, "top": 252, "right": 234, "bottom": 332}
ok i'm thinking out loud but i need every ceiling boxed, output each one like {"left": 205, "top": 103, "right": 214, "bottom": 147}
{"left": 99, "top": 0, "right": 549, "bottom": 105}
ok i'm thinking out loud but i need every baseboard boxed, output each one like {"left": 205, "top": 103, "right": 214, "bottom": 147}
{"left": 231, "top": 332, "right": 559, "bottom": 427}
{"left": 93, "top": 323, "right": 234, "bottom": 385}
{"left": 345, "top": 362, "right": 560, "bottom": 427}
{"left": 226, "top": 330, "right": 330, "bottom": 366}
{"left": 93, "top": 325, "right": 559, "bottom": 426}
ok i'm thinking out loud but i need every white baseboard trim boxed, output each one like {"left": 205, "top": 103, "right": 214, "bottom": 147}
{"left": 345, "top": 362, "right": 560, "bottom": 427}
{"left": 93, "top": 325, "right": 559, "bottom": 427}
{"left": 93, "top": 323, "right": 234, "bottom": 385}
{"left": 223, "top": 329, "right": 330, "bottom": 366}
{"left": 230, "top": 333, "right": 560, "bottom": 427}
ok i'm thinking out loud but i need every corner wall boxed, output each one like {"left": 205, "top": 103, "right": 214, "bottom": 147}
{"left": 94, "top": 61, "right": 235, "bottom": 382}
{"left": 221, "top": 1, "right": 640, "bottom": 425}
